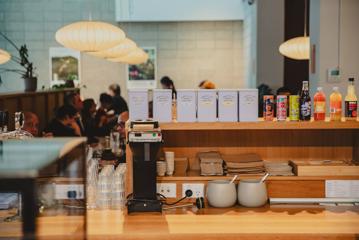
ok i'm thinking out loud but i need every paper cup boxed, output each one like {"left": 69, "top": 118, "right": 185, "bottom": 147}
{"left": 156, "top": 161, "right": 166, "bottom": 176}
{"left": 165, "top": 151, "right": 175, "bottom": 175}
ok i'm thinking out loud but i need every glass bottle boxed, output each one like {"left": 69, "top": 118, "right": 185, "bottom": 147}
{"left": 171, "top": 92, "right": 177, "bottom": 121}
{"left": 344, "top": 78, "right": 357, "bottom": 120}
{"left": 313, "top": 87, "right": 326, "bottom": 121}
{"left": 299, "top": 81, "right": 311, "bottom": 121}
{"left": 330, "top": 87, "right": 342, "bottom": 121}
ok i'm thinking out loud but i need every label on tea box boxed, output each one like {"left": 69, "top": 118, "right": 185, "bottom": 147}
{"left": 222, "top": 95, "right": 235, "bottom": 106}
{"left": 199, "top": 94, "right": 215, "bottom": 105}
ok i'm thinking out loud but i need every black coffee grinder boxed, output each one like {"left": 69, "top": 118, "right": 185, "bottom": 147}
{"left": 127, "top": 120, "right": 163, "bottom": 213}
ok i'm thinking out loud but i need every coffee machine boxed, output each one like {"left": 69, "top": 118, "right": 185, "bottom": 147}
{"left": 127, "top": 120, "right": 162, "bottom": 213}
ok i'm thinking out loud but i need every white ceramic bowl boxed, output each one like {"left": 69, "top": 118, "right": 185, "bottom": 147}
{"left": 206, "top": 180, "right": 237, "bottom": 208}
{"left": 237, "top": 180, "right": 268, "bottom": 207}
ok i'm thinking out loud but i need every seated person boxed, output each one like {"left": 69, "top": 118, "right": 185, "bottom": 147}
{"left": 82, "top": 98, "right": 114, "bottom": 138}
{"left": 64, "top": 92, "right": 85, "bottom": 135}
{"left": 107, "top": 85, "right": 129, "bottom": 122}
{"left": 44, "top": 105, "right": 81, "bottom": 137}
{"left": 22, "top": 112, "right": 39, "bottom": 137}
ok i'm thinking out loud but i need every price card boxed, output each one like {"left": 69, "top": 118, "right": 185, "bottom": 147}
{"left": 325, "top": 180, "right": 359, "bottom": 198}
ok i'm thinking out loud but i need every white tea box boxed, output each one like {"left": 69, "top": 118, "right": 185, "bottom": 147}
{"left": 197, "top": 89, "right": 217, "bottom": 122}
{"left": 238, "top": 89, "right": 258, "bottom": 122}
{"left": 128, "top": 89, "right": 149, "bottom": 120}
{"left": 153, "top": 89, "right": 172, "bottom": 122}
{"left": 218, "top": 89, "right": 238, "bottom": 122}
{"left": 176, "top": 90, "right": 197, "bottom": 122}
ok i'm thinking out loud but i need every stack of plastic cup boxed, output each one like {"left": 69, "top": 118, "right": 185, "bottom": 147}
{"left": 111, "top": 164, "right": 126, "bottom": 209}
{"left": 97, "top": 165, "right": 114, "bottom": 209}
{"left": 86, "top": 158, "right": 98, "bottom": 209}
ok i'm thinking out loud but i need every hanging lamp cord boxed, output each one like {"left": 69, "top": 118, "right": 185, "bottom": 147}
{"left": 304, "top": 0, "right": 307, "bottom": 37}
{"left": 337, "top": 0, "right": 341, "bottom": 69}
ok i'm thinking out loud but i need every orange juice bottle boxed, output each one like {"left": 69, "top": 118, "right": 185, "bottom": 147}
{"left": 330, "top": 87, "right": 342, "bottom": 121}
{"left": 313, "top": 87, "right": 326, "bottom": 121}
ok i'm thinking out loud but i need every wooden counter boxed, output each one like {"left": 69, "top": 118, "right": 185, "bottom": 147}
{"left": 2, "top": 205, "right": 359, "bottom": 239}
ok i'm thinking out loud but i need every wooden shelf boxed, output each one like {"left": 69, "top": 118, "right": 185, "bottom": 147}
{"left": 159, "top": 119, "right": 359, "bottom": 131}
{"left": 157, "top": 170, "right": 359, "bottom": 181}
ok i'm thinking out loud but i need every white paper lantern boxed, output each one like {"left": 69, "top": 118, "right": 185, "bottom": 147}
{"left": 55, "top": 21, "right": 126, "bottom": 52}
{"left": 0, "top": 48, "right": 11, "bottom": 64}
{"left": 88, "top": 38, "right": 137, "bottom": 58}
{"left": 109, "top": 48, "right": 148, "bottom": 65}
{"left": 279, "top": 36, "right": 310, "bottom": 60}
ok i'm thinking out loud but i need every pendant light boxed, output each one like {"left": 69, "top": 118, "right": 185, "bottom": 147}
{"left": 279, "top": 0, "right": 309, "bottom": 60}
{"left": 88, "top": 38, "right": 137, "bottom": 59}
{"left": 0, "top": 48, "right": 11, "bottom": 64}
{"left": 108, "top": 48, "right": 148, "bottom": 65}
{"left": 55, "top": 21, "right": 126, "bottom": 52}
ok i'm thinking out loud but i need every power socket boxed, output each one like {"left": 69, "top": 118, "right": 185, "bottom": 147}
{"left": 55, "top": 184, "right": 84, "bottom": 200}
{"left": 157, "top": 183, "right": 177, "bottom": 198}
{"left": 182, "top": 183, "right": 204, "bottom": 198}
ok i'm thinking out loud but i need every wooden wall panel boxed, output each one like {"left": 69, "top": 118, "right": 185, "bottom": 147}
{"left": 46, "top": 93, "right": 57, "bottom": 122}
{"left": 58, "top": 92, "right": 64, "bottom": 106}
{"left": 34, "top": 95, "right": 47, "bottom": 131}
{"left": 20, "top": 96, "right": 34, "bottom": 112}
{"left": 0, "top": 89, "right": 78, "bottom": 131}
{"left": 354, "top": 130, "right": 359, "bottom": 164}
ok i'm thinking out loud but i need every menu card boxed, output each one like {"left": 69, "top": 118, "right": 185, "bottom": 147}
{"left": 218, "top": 90, "right": 238, "bottom": 122}
{"left": 325, "top": 180, "right": 359, "bottom": 198}
{"left": 238, "top": 89, "right": 258, "bottom": 122}
{"left": 197, "top": 90, "right": 217, "bottom": 122}
{"left": 153, "top": 89, "right": 172, "bottom": 122}
{"left": 128, "top": 89, "right": 149, "bottom": 120}
{"left": 177, "top": 90, "right": 197, "bottom": 122}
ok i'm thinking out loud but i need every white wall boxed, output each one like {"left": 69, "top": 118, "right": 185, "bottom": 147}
{"left": 0, "top": 0, "right": 117, "bottom": 94}
{"left": 0, "top": 0, "right": 246, "bottom": 103}
{"left": 310, "top": 0, "right": 359, "bottom": 110}
{"left": 83, "top": 21, "right": 245, "bottom": 101}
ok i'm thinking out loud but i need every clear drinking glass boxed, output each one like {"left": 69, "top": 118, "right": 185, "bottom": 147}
{"left": 5, "top": 112, "right": 33, "bottom": 139}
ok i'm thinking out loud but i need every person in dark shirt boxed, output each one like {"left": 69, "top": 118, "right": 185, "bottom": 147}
{"left": 160, "top": 76, "right": 177, "bottom": 99}
{"left": 64, "top": 92, "right": 85, "bottom": 136}
{"left": 44, "top": 105, "right": 81, "bottom": 137}
{"left": 108, "top": 84, "right": 129, "bottom": 122}
{"left": 82, "top": 98, "right": 114, "bottom": 139}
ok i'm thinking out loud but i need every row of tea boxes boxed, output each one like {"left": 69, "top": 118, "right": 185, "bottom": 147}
{"left": 128, "top": 89, "right": 258, "bottom": 122}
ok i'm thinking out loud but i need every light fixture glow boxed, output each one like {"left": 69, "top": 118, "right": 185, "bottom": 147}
{"left": 108, "top": 48, "right": 148, "bottom": 64}
{"left": 55, "top": 21, "right": 126, "bottom": 52}
{"left": 88, "top": 38, "right": 137, "bottom": 59}
{"left": 279, "top": 0, "right": 310, "bottom": 60}
{"left": 279, "top": 36, "right": 310, "bottom": 60}
{"left": 0, "top": 48, "right": 11, "bottom": 64}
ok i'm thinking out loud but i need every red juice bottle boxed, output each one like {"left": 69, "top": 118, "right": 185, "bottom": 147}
{"left": 313, "top": 87, "right": 326, "bottom": 121}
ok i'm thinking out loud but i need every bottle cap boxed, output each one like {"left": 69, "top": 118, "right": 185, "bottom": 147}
{"left": 349, "top": 78, "right": 355, "bottom": 82}
{"left": 333, "top": 86, "right": 339, "bottom": 91}
{"left": 317, "top": 87, "right": 323, "bottom": 91}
